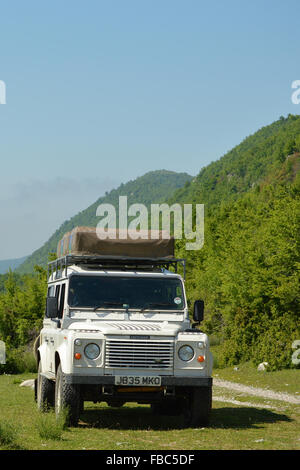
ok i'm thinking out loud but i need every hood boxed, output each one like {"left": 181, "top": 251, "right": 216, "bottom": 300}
{"left": 68, "top": 320, "right": 182, "bottom": 336}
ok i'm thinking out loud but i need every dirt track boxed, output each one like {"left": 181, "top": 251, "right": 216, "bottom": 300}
{"left": 213, "top": 378, "right": 300, "bottom": 405}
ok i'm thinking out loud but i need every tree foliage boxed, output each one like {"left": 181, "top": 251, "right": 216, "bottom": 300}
{"left": 176, "top": 172, "right": 300, "bottom": 370}
{"left": 0, "top": 267, "right": 47, "bottom": 349}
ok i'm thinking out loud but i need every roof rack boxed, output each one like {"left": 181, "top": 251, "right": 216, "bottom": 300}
{"left": 48, "top": 255, "right": 186, "bottom": 281}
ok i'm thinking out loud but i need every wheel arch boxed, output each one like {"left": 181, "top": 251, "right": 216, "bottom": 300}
{"left": 55, "top": 341, "right": 69, "bottom": 375}
{"left": 55, "top": 351, "right": 61, "bottom": 375}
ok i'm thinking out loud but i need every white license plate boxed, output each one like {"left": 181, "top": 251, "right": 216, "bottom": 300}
{"left": 115, "top": 375, "right": 161, "bottom": 386}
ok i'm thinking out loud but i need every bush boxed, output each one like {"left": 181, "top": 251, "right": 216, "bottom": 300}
{"left": 0, "top": 346, "right": 37, "bottom": 374}
{"left": 254, "top": 314, "right": 300, "bottom": 371}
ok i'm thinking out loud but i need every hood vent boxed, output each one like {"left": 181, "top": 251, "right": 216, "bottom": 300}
{"left": 104, "top": 322, "right": 162, "bottom": 331}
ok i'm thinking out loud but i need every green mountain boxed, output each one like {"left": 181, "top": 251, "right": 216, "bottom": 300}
{"left": 169, "top": 113, "right": 300, "bottom": 208}
{"left": 17, "top": 170, "right": 192, "bottom": 273}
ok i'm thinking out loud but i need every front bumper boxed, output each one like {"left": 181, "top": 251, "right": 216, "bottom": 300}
{"left": 64, "top": 374, "right": 212, "bottom": 387}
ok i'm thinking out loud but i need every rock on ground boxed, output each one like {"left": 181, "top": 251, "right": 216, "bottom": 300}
{"left": 19, "top": 379, "right": 35, "bottom": 389}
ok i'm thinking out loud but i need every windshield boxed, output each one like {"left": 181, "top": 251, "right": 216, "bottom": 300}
{"left": 68, "top": 275, "right": 185, "bottom": 311}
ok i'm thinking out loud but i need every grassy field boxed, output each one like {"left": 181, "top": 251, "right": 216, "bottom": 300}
{"left": 0, "top": 363, "right": 299, "bottom": 451}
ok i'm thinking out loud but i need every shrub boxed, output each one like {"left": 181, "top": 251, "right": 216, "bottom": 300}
{"left": 0, "top": 346, "right": 37, "bottom": 374}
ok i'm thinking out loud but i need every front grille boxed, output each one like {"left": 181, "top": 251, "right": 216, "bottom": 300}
{"left": 105, "top": 339, "right": 174, "bottom": 369}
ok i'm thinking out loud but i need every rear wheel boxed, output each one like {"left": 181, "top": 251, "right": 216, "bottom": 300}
{"left": 184, "top": 386, "right": 212, "bottom": 427}
{"left": 37, "top": 362, "right": 55, "bottom": 411}
{"left": 55, "top": 364, "right": 81, "bottom": 426}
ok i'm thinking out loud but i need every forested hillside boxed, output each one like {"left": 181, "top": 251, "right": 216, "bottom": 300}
{"left": 170, "top": 114, "right": 300, "bottom": 207}
{"left": 17, "top": 170, "right": 192, "bottom": 273}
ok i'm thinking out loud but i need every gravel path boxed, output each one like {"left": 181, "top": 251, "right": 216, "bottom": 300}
{"left": 214, "top": 378, "right": 300, "bottom": 405}
{"left": 212, "top": 394, "right": 282, "bottom": 410}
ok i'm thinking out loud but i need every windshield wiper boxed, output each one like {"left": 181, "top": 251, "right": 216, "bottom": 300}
{"left": 139, "top": 303, "right": 174, "bottom": 312}
{"left": 94, "top": 302, "right": 125, "bottom": 311}
{"left": 94, "top": 302, "right": 176, "bottom": 312}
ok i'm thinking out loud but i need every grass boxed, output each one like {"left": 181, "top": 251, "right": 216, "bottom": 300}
{"left": 0, "top": 366, "right": 299, "bottom": 450}
{"left": 0, "top": 420, "right": 21, "bottom": 449}
{"left": 35, "top": 410, "right": 66, "bottom": 441}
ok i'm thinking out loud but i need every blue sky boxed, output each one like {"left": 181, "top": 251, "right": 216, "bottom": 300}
{"left": 1, "top": 0, "right": 300, "bottom": 258}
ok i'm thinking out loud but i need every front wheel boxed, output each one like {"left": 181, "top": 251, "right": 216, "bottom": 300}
{"left": 55, "top": 364, "right": 80, "bottom": 426}
{"left": 184, "top": 386, "right": 212, "bottom": 427}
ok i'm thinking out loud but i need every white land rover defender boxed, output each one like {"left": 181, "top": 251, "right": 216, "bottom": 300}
{"left": 35, "top": 237, "right": 213, "bottom": 427}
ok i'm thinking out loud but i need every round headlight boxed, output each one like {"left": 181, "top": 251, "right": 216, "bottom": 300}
{"left": 84, "top": 343, "right": 100, "bottom": 360}
{"left": 178, "top": 345, "right": 194, "bottom": 362}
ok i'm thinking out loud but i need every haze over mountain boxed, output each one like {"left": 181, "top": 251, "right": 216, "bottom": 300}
{"left": 0, "top": 256, "right": 28, "bottom": 274}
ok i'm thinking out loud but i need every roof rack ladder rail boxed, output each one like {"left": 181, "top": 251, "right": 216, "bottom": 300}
{"left": 47, "top": 255, "right": 186, "bottom": 280}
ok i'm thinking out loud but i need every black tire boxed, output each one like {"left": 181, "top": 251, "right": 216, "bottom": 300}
{"left": 37, "top": 362, "right": 55, "bottom": 411}
{"left": 184, "top": 386, "right": 212, "bottom": 427}
{"left": 55, "top": 364, "right": 80, "bottom": 427}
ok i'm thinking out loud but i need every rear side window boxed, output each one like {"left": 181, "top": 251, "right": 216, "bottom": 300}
{"left": 55, "top": 285, "right": 60, "bottom": 300}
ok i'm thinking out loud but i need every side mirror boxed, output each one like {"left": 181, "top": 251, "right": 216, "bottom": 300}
{"left": 193, "top": 300, "right": 204, "bottom": 323}
{"left": 46, "top": 296, "right": 58, "bottom": 319}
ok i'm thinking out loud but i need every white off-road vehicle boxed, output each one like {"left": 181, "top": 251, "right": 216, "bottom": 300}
{"left": 35, "top": 253, "right": 213, "bottom": 426}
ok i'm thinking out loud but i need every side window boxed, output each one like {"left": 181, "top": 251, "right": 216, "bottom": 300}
{"left": 46, "top": 285, "right": 55, "bottom": 317}
{"left": 48, "top": 285, "right": 55, "bottom": 297}
{"left": 55, "top": 284, "right": 61, "bottom": 300}
{"left": 58, "top": 284, "right": 66, "bottom": 319}
{"left": 176, "top": 286, "right": 182, "bottom": 296}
